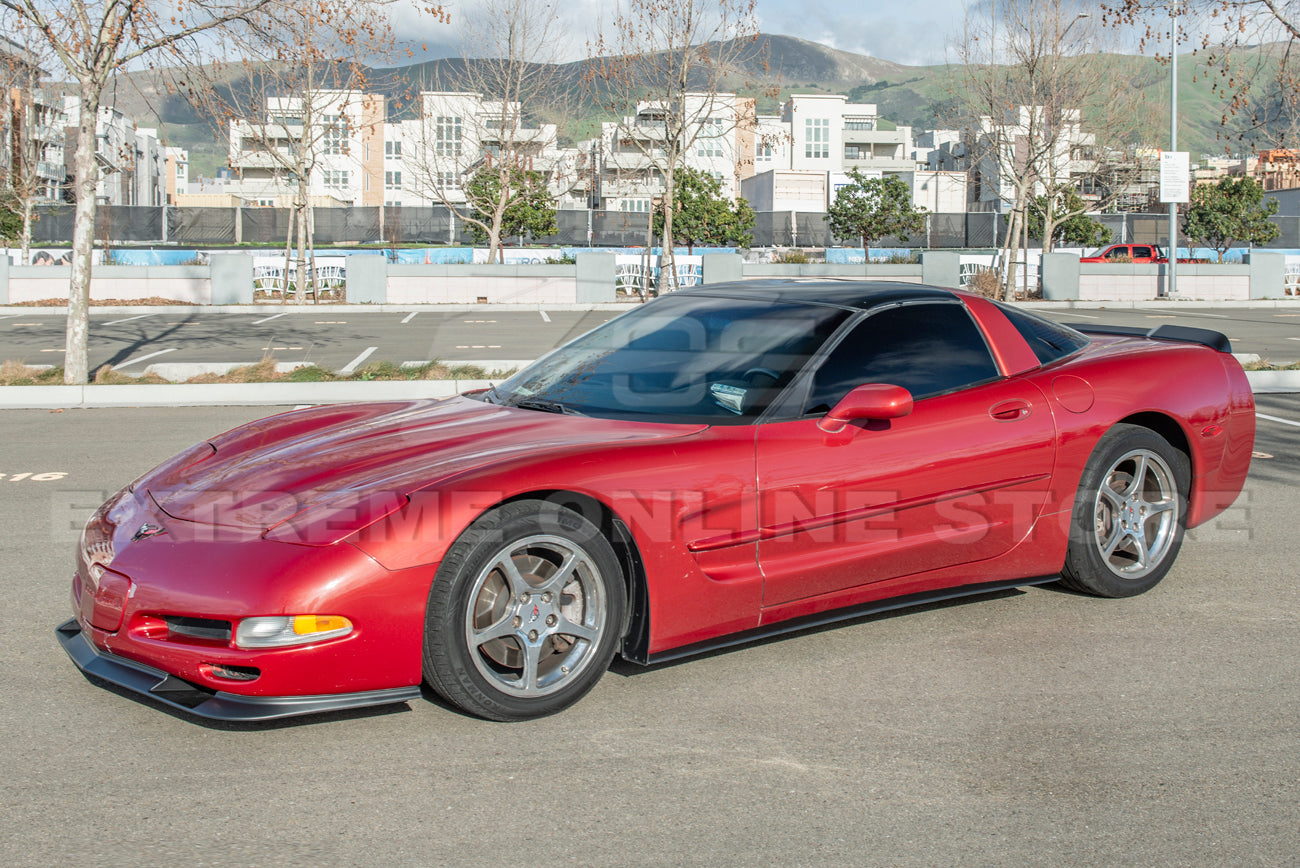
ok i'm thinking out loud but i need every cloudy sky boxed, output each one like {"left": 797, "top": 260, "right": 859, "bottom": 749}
{"left": 394, "top": 0, "right": 978, "bottom": 67}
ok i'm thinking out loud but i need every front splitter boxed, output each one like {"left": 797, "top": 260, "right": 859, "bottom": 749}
{"left": 55, "top": 619, "right": 422, "bottom": 722}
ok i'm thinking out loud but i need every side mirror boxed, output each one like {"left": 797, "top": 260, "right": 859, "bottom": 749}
{"left": 818, "top": 383, "right": 914, "bottom": 433}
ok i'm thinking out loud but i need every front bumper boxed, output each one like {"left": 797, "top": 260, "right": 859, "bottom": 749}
{"left": 56, "top": 619, "right": 421, "bottom": 722}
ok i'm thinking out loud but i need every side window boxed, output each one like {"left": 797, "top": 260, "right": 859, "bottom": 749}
{"left": 1105, "top": 246, "right": 1127, "bottom": 259}
{"left": 805, "top": 303, "right": 1000, "bottom": 413}
{"left": 1134, "top": 246, "right": 1153, "bottom": 259}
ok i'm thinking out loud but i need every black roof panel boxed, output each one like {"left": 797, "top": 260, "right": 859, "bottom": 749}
{"left": 672, "top": 280, "right": 959, "bottom": 310}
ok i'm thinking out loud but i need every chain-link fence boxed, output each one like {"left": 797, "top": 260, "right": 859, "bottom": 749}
{"left": 27, "top": 204, "right": 1300, "bottom": 251}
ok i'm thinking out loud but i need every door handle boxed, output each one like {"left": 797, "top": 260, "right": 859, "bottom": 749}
{"left": 989, "top": 400, "right": 1032, "bottom": 421}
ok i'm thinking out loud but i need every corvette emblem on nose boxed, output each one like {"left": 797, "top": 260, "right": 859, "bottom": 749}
{"left": 530, "top": 604, "right": 540, "bottom": 621}
{"left": 132, "top": 523, "right": 167, "bottom": 541}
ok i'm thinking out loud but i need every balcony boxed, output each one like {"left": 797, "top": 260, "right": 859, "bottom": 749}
{"left": 36, "top": 160, "right": 65, "bottom": 180}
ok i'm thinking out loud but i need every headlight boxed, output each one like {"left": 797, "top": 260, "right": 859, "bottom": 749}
{"left": 235, "top": 615, "right": 353, "bottom": 649}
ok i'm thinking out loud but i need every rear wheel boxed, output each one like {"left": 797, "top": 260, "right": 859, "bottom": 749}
{"left": 1060, "top": 424, "right": 1189, "bottom": 598}
{"left": 423, "top": 500, "right": 625, "bottom": 721}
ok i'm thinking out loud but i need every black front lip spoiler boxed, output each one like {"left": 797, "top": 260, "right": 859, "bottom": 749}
{"left": 56, "top": 619, "right": 421, "bottom": 722}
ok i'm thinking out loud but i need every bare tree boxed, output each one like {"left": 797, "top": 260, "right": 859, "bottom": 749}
{"left": 1106, "top": 1, "right": 1300, "bottom": 150}
{"left": 184, "top": 1, "right": 405, "bottom": 301}
{"left": 584, "top": 0, "right": 766, "bottom": 290}
{"left": 0, "top": 27, "right": 62, "bottom": 261}
{"left": 951, "top": 0, "right": 1155, "bottom": 298}
{"left": 0, "top": 0, "right": 322, "bottom": 383}
{"left": 407, "top": 0, "right": 578, "bottom": 264}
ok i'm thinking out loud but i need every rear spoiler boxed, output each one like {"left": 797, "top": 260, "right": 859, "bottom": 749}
{"left": 1065, "top": 323, "right": 1232, "bottom": 354}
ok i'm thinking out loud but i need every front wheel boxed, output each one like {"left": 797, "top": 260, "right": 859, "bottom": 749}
{"left": 1060, "top": 424, "right": 1190, "bottom": 598}
{"left": 423, "top": 500, "right": 626, "bottom": 721}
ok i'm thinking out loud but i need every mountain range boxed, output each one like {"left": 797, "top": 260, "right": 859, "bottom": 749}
{"left": 101, "top": 34, "right": 1278, "bottom": 177}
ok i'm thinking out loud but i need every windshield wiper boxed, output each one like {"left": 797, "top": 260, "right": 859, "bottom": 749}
{"left": 512, "top": 398, "right": 585, "bottom": 416}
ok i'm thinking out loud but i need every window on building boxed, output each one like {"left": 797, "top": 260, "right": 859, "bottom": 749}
{"left": 805, "top": 118, "right": 829, "bottom": 159}
{"left": 436, "top": 116, "right": 462, "bottom": 157}
{"left": 756, "top": 141, "right": 773, "bottom": 161}
{"left": 326, "top": 170, "right": 350, "bottom": 188}
{"left": 436, "top": 171, "right": 460, "bottom": 190}
{"left": 385, "top": 170, "right": 402, "bottom": 189}
{"left": 620, "top": 199, "right": 650, "bottom": 213}
{"left": 845, "top": 145, "right": 863, "bottom": 160}
{"left": 322, "top": 116, "right": 347, "bottom": 156}
{"left": 386, "top": 140, "right": 402, "bottom": 157}
{"left": 844, "top": 120, "right": 876, "bottom": 131}
{"left": 696, "top": 118, "right": 724, "bottom": 157}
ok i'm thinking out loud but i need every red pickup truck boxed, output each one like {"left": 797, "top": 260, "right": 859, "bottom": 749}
{"left": 1079, "top": 244, "right": 1198, "bottom": 263}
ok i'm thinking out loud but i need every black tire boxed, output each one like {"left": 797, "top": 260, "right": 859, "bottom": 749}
{"left": 423, "top": 500, "right": 626, "bottom": 721}
{"left": 1060, "top": 424, "right": 1190, "bottom": 598}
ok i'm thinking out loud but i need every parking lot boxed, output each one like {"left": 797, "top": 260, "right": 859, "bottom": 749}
{"left": 3, "top": 303, "right": 1300, "bottom": 375}
{"left": 0, "top": 397, "right": 1296, "bottom": 865}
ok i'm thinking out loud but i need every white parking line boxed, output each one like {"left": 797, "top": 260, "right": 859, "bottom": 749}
{"left": 539, "top": 310, "right": 551, "bottom": 322}
{"left": 252, "top": 313, "right": 287, "bottom": 325}
{"left": 102, "top": 313, "right": 157, "bottom": 326}
{"left": 401, "top": 312, "right": 419, "bottom": 324}
{"left": 339, "top": 346, "right": 378, "bottom": 374}
{"left": 1063, "top": 312, "right": 1098, "bottom": 319}
{"left": 113, "top": 348, "right": 177, "bottom": 369}
{"left": 1256, "top": 413, "right": 1300, "bottom": 429}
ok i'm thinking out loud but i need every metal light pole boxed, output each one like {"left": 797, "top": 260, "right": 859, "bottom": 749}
{"left": 1169, "top": 6, "right": 1179, "bottom": 296}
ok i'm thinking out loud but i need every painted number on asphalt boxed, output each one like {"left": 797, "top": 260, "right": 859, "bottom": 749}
{"left": 1, "top": 472, "right": 68, "bottom": 482}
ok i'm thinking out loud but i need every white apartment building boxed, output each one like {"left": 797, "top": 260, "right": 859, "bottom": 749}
{"left": 783, "top": 94, "right": 915, "bottom": 175}
{"left": 164, "top": 146, "right": 189, "bottom": 205}
{"left": 1, "top": 39, "right": 65, "bottom": 203}
{"left": 590, "top": 93, "right": 757, "bottom": 212}
{"left": 402, "top": 91, "right": 585, "bottom": 211}
{"left": 226, "top": 90, "right": 385, "bottom": 208}
{"left": 62, "top": 97, "right": 169, "bottom": 206}
{"left": 968, "top": 106, "right": 1097, "bottom": 212}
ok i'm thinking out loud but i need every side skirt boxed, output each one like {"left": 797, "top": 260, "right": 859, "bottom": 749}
{"left": 625, "top": 576, "right": 1061, "bottom": 667}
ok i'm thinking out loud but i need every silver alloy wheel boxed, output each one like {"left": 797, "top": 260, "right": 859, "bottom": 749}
{"left": 464, "top": 534, "right": 607, "bottom": 698}
{"left": 1092, "top": 447, "right": 1180, "bottom": 579}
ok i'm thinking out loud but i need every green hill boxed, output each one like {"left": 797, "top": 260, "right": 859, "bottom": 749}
{"left": 102, "top": 34, "right": 1287, "bottom": 177}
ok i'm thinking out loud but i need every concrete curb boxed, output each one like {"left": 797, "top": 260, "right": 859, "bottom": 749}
{"left": 1245, "top": 371, "right": 1300, "bottom": 393}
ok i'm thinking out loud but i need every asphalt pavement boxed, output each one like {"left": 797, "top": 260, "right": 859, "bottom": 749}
{"left": 4, "top": 301, "right": 1300, "bottom": 377}
{"left": 0, "top": 399, "right": 1297, "bottom": 865}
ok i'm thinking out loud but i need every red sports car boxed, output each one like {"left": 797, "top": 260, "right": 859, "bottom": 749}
{"left": 57, "top": 282, "right": 1255, "bottom": 721}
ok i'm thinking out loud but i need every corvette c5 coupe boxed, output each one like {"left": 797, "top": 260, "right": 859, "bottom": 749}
{"left": 57, "top": 281, "right": 1255, "bottom": 721}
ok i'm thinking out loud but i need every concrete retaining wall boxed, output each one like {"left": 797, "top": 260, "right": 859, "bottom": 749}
{"left": 5, "top": 265, "right": 212, "bottom": 304}
{"left": 0, "top": 251, "right": 1291, "bottom": 305}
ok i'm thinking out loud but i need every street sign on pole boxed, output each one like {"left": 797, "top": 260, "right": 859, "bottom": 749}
{"left": 1160, "top": 151, "right": 1190, "bottom": 203}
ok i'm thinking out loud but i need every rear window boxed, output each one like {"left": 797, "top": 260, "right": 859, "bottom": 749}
{"left": 996, "top": 303, "right": 1090, "bottom": 365}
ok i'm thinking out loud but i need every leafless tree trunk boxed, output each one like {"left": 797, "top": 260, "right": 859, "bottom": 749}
{"left": 0, "top": 0, "right": 314, "bottom": 383}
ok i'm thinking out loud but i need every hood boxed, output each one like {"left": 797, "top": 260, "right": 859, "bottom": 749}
{"left": 146, "top": 397, "right": 706, "bottom": 530}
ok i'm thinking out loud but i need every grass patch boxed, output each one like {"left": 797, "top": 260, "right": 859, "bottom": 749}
{"left": 1, "top": 357, "right": 516, "bottom": 385}
{"left": 0, "top": 361, "right": 65, "bottom": 386}
{"left": 1242, "top": 360, "right": 1300, "bottom": 371}
{"left": 11, "top": 297, "right": 191, "bottom": 307}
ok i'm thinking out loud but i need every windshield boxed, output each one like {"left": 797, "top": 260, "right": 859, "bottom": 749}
{"left": 488, "top": 293, "right": 851, "bottom": 422}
